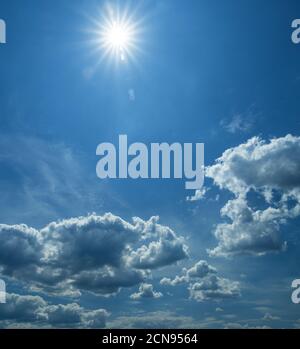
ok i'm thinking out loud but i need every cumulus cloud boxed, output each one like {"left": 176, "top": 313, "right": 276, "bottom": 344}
{"left": 130, "top": 283, "right": 163, "bottom": 300}
{"left": 0, "top": 213, "right": 188, "bottom": 296}
{"left": 207, "top": 134, "right": 300, "bottom": 195}
{"left": 128, "top": 224, "right": 188, "bottom": 270}
{"left": 0, "top": 293, "right": 108, "bottom": 328}
{"left": 160, "top": 260, "right": 240, "bottom": 302}
{"left": 0, "top": 293, "right": 47, "bottom": 324}
{"left": 208, "top": 196, "right": 287, "bottom": 257}
{"left": 189, "top": 275, "right": 240, "bottom": 302}
{"left": 0, "top": 224, "right": 42, "bottom": 273}
{"left": 186, "top": 188, "right": 207, "bottom": 202}
{"left": 160, "top": 260, "right": 216, "bottom": 286}
{"left": 206, "top": 134, "right": 300, "bottom": 256}
{"left": 46, "top": 303, "right": 108, "bottom": 328}
{"left": 160, "top": 275, "right": 187, "bottom": 286}
{"left": 186, "top": 260, "right": 217, "bottom": 278}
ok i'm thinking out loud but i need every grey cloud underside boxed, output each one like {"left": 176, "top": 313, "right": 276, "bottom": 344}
{"left": 0, "top": 213, "right": 188, "bottom": 296}
{"left": 206, "top": 134, "right": 300, "bottom": 257}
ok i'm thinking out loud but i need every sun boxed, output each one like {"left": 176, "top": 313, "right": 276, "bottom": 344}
{"left": 86, "top": 4, "right": 143, "bottom": 71}
{"left": 95, "top": 8, "right": 139, "bottom": 63}
{"left": 104, "top": 21, "right": 132, "bottom": 50}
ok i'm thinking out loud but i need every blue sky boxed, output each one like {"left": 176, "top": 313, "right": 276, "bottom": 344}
{"left": 0, "top": 0, "right": 300, "bottom": 328}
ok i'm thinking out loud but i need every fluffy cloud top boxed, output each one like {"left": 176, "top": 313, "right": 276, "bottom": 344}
{"left": 0, "top": 224, "right": 42, "bottom": 272}
{"left": 186, "top": 260, "right": 217, "bottom": 278}
{"left": 189, "top": 275, "right": 240, "bottom": 302}
{"left": 130, "top": 283, "right": 163, "bottom": 300}
{"left": 161, "top": 260, "right": 216, "bottom": 286}
{"left": 206, "top": 135, "right": 300, "bottom": 256}
{"left": 160, "top": 260, "right": 240, "bottom": 302}
{"left": 129, "top": 231, "right": 188, "bottom": 270}
{"left": 208, "top": 196, "right": 287, "bottom": 257}
{"left": 207, "top": 134, "right": 300, "bottom": 195}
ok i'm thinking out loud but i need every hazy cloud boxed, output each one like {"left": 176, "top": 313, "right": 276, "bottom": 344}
{"left": 0, "top": 293, "right": 108, "bottom": 328}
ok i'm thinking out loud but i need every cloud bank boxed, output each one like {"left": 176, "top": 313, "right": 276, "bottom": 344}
{"left": 0, "top": 293, "right": 108, "bottom": 328}
{"left": 0, "top": 213, "right": 188, "bottom": 297}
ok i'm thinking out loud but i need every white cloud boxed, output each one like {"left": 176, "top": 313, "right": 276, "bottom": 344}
{"left": 130, "top": 283, "right": 162, "bottom": 300}
{"left": 128, "top": 224, "right": 188, "bottom": 270}
{"left": 206, "top": 134, "right": 300, "bottom": 256}
{"left": 160, "top": 260, "right": 240, "bottom": 302}
{"left": 160, "top": 275, "right": 188, "bottom": 286}
{"left": 186, "top": 188, "right": 207, "bottom": 201}
{"left": 189, "top": 275, "right": 240, "bottom": 302}
{"left": 160, "top": 260, "right": 216, "bottom": 286}
{"left": 208, "top": 196, "right": 287, "bottom": 257}
{"left": 186, "top": 260, "right": 217, "bottom": 278}
{"left": 207, "top": 134, "right": 300, "bottom": 197}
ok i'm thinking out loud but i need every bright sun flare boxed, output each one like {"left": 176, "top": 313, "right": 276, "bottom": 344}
{"left": 98, "top": 12, "right": 138, "bottom": 62}
{"left": 105, "top": 21, "right": 131, "bottom": 50}
{"left": 88, "top": 5, "right": 141, "bottom": 67}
